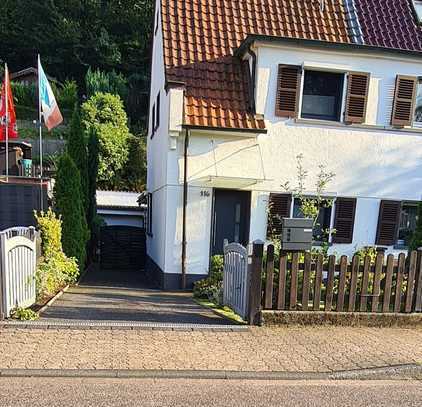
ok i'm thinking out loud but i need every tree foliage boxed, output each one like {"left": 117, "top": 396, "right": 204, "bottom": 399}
{"left": 0, "top": 0, "right": 153, "bottom": 127}
{"left": 67, "top": 106, "right": 89, "bottom": 212}
{"left": 54, "top": 153, "right": 89, "bottom": 268}
{"left": 81, "top": 92, "right": 130, "bottom": 187}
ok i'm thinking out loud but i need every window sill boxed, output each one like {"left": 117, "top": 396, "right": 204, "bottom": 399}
{"left": 393, "top": 245, "right": 408, "bottom": 250}
{"left": 313, "top": 241, "right": 332, "bottom": 247}
{"left": 294, "top": 118, "right": 422, "bottom": 135}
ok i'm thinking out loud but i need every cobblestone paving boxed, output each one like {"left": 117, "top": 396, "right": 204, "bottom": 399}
{"left": 1, "top": 326, "right": 421, "bottom": 372}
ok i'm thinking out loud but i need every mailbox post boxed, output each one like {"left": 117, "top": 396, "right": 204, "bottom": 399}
{"left": 280, "top": 218, "right": 313, "bottom": 251}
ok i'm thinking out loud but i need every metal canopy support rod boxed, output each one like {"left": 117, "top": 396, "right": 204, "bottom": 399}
{"left": 181, "top": 129, "right": 189, "bottom": 289}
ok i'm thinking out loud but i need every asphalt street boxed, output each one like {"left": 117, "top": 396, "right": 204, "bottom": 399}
{"left": 0, "top": 377, "right": 421, "bottom": 406}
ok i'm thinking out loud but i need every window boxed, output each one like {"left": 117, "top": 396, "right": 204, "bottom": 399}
{"left": 293, "top": 198, "right": 332, "bottom": 242}
{"left": 397, "top": 203, "right": 418, "bottom": 247}
{"left": 151, "top": 103, "right": 156, "bottom": 138}
{"left": 146, "top": 192, "right": 153, "bottom": 236}
{"left": 413, "top": 1, "right": 422, "bottom": 23}
{"left": 414, "top": 79, "right": 422, "bottom": 125}
{"left": 301, "top": 70, "right": 344, "bottom": 121}
{"left": 155, "top": 92, "right": 160, "bottom": 130}
{"left": 155, "top": 10, "right": 160, "bottom": 35}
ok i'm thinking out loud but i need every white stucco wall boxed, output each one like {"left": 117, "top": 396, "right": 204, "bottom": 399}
{"left": 149, "top": 40, "right": 422, "bottom": 278}
{"left": 146, "top": 0, "right": 171, "bottom": 272}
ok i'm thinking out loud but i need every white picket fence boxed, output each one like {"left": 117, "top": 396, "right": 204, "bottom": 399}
{"left": 0, "top": 227, "right": 38, "bottom": 318}
{"left": 223, "top": 241, "right": 249, "bottom": 320}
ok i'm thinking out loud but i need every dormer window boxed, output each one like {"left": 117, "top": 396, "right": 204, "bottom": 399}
{"left": 413, "top": 1, "right": 422, "bottom": 23}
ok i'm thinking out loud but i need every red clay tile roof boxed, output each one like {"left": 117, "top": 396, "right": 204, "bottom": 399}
{"left": 355, "top": 0, "right": 422, "bottom": 51}
{"left": 161, "top": 0, "right": 353, "bottom": 131}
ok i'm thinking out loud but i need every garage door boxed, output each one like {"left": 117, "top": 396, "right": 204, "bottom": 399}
{"left": 99, "top": 226, "right": 146, "bottom": 271}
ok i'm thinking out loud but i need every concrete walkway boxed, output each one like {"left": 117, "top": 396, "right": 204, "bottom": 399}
{"left": 0, "top": 326, "right": 421, "bottom": 372}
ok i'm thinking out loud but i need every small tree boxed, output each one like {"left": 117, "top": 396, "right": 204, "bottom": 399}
{"left": 67, "top": 105, "right": 89, "bottom": 213}
{"left": 86, "top": 128, "right": 102, "bottom": 260}
{"left": 281, "top": 154, "right": 336, "bottom": 253}
{"left": 54, "top": 153, "right": 89, "bottom": 268}
{"left": 81, "top": 92, "right": 130, "bottom": 188}
{"left": 410, "top": 201, "right": 422, "bottom": 251}
{"left": 118, "top": 134, "right": 147, "bottom": 192}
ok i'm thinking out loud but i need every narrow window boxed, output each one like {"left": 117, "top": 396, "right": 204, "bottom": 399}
{"left": 151, "top": 103, "right": 155, "bottom": 138}
{"left": 155, "top": 92, "right": 160, "bottom": 130}
{"left": 301, "top": 70, "right": 344, "bottom": 122}
{"left": 155, "top": 9, "right": 160, "bottom": 35}
{"left": 267, "top": 194, "right": 292, "bottom": 238}
{"left": 293, "top": 198, "right": 332, "bottom": 242}
{"left": 147, "top": 192, "right": 153, "bottom": 236}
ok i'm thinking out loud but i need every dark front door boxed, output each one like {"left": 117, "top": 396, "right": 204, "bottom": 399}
{"left": 211, "top": 189, "right": 251, "bottom": 255}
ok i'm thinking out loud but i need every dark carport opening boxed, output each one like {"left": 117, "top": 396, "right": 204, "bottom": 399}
{"left": 81, "top": 225, "right": 155, "bottom": 289}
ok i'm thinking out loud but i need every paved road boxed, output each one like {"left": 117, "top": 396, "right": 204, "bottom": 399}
{"left": 0, "top": 378, "right": 421, "bottom": 406}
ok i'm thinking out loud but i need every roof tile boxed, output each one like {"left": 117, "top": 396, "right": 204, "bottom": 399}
{"left": 161, "top": 0, "right": 352, "bottom": 131}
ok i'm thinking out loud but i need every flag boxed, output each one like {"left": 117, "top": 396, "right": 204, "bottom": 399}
{"left": 0, "top": 65, "right": 18, "bottom": 140}
{"left": 38, "top": 57, "right": 63, "bottom": 131}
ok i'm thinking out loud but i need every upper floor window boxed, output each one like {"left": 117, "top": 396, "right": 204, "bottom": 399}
{"left": 301, "top": 70, "right": 344, "bottom": 122}
{"left": 413, "top": 1, "right": 422, "bottom": 23}
{"left": 275, "top": 64, "right": 369, "bottom": 125}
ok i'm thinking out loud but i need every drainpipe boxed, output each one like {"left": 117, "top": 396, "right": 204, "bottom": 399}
{"left": 181, "top": 129, "right": 189, "bottom": 289}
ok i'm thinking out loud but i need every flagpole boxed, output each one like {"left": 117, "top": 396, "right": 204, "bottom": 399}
{"left": 37, "top": 55, "right": 43, "bottom": 211}
{"left": 5, "top": 63, "right": 9, "bottom": 182}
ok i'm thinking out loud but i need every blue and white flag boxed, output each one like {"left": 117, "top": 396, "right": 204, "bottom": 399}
{"left": 38, "top": 56, "right": 63, "bottom": 130}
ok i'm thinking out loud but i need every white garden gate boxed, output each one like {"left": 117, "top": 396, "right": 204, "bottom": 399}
{"left": 223, "top": 241, "right": 249, "bottom": 320}
{"left": 0, "top": 227, "right": 38, "bottom": 318}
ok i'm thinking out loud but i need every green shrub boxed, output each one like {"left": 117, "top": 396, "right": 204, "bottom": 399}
{"left": 115, "top": 135, "right": 147, "bottom": 192}
{"left": 35, "top": 209, "right": 79, "bottom": 300}
{"left": 58, "top": 80, "right": 78, "bottom": 110}
{"left": 193, "top": 255, "right": 224, "bottom": 304}
{"left": 410, "top": 202, "right": 422, "bottom": 251}
{"left": 11, "top": 307, "right": 39, "bottom": 321}
{"left": 54, "top": 154, "right": 89, "bottom": 268}
{"left": 12, "top": 82, "right": 37, "bottom": 107}
{"left": 85, "top": 67, "right": 128, "bottom": 101}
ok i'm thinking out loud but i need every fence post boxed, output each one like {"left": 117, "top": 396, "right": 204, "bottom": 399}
{"left": 413, "top": 248, "right": 422, "bottom": 312}
{"left": 248, "top": 240, "right": 264, "bottom": 326}
{"left": 0, "top": 232, "right": 4, "bottom": 320}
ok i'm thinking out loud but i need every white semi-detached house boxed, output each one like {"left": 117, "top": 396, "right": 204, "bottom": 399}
{"left": 146, "top": 0, "right": 422, "bottom": 289}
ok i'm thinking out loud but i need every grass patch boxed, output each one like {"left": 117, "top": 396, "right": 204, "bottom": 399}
{"left": 194, "top": 298, "right": 247, "bottom": 325}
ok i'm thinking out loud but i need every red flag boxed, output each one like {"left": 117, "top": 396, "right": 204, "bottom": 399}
{"left": 0, "top": 66, "right": 18, "bottom": 140}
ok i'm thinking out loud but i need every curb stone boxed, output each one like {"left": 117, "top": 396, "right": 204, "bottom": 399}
{"left": 0, "top": 364, "right": 421, "bottom": 381}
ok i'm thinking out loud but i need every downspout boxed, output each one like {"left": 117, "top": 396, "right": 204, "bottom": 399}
{"left": 181, "top": 128, "right": 189, "bottom": 289}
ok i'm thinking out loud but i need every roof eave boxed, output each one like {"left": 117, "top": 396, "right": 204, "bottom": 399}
{"left": 182, "top": 124, "right": 267, "bottom": 135}
{"left": 235, "top": 35, "right": 422, "bottom": 59}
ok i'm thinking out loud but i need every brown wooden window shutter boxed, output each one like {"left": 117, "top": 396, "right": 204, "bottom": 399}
{"left": 332, "top": 198, "right": 357, "bottom": 244}
{"left": 391, "top": 75, "right": 417, "bottom": 127}
{"left": 267, "top": 194, "right": 292, "bottom": 237}
{"left": 344, "top": 72, "right": 370, "bottom": 124}
{"left": 375, "top": 200, "right": 401, "bottom": 246}
{"left": 275, "top": 65, "right": 302, "bottom": 118}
